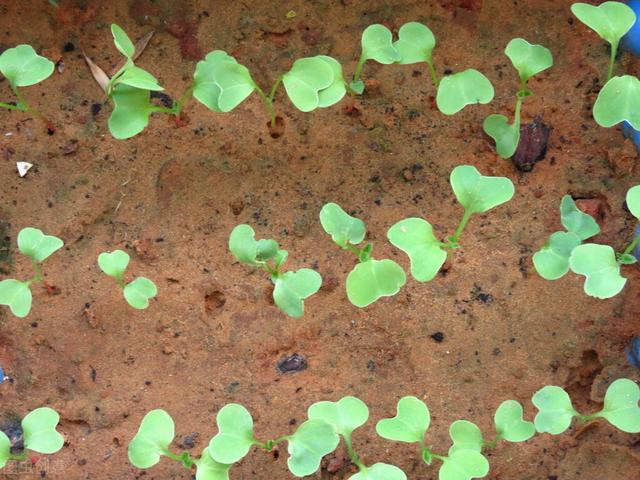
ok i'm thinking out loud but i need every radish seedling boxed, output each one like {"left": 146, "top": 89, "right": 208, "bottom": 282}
{"left": 228, "top": 224, "right": 322, "bottom": 318}
{"left": 483, "top": 39, "right": 553, "bottom": 159}
{"left": 319, "top": 203, "right": 406, "bottom": 307}
{"left": 350, "top": 24, "right": 401, "bottom": 94}
{"left": 0, "top": 227, "right": 63, "bottom": 318}
{"left": 593, "top": 74, "right": 640, "bottom": 130}
{"left": 0, "top": 407, "right": 64, "bottom": 469}
{"left": 0, "top": 45, "right": 54, "bottom": 114}
{"left": 98, "top": 250, "right": 158, "bottom": 309}
{"left": 388, "top": 166, "right": 515, "bottom": 282}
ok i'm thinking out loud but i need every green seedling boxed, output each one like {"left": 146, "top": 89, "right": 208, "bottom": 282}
{"left": 388, "top": 165, "right": 514, "bottom": 282}
{"left": 0, "top": 407, "right": 64, "bottom": 469}
{"left": 320, "top": 203, "right": 406, "bottom": 307}
{"left": 228, "top": 224, "right": 321, "bottom": 318}
{"left": 592, "top": 75, "right": 640, "bottom": 130}
{"left": 483, "top": 38, "right": 553, "bottom": 158}
{"left": 571, "top": 1, "right": 635, "bottom": 82}
{"left": 0, "top": 227, "right": 63, "bottom": 318}
{"left": 98, "top": 250, "right": 158, "bottom": 309}
{"left": 0, "top": 45, "right": 54, "bottom": 114}
{"left": 350, "top": 24, "right": 401, "bottom": 93}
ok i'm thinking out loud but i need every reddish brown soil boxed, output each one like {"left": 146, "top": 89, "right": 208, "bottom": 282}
{"left": 0, "top": 0, "right": 639, "bottom": 479}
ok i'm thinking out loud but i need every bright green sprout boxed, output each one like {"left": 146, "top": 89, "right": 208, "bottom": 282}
{"left": 388, "top": 165, "right": 514, "bottom": 282}
{"left": 319, "top": 203, "right": 406, "bottom": 307}
{"left": 0, "top": 407, "right": 64, "bottom": 469}
{"left": 350, "top": 24, "right": 401, "bottom": 93}
{"left": 0, "top": 227, "right": 63, "bottom": 318}
{"left": 483, "top": 38, "right": 553, "bottom": 158}
{"left": 493, "top": 400, "right": 536, "bottom": 443}
{"left": 228, "top": 224, "right": 321, "bottom": 317}
{"left": 435, "top": 69, "right": 494, "bottom": 115}
{"left": 0, "top": 45, "right": 54, "bottom": 113}
{"left": 98, "top": 249, "right": 158, "bottom": 309}
{"left": 592, "top": 75, "right": 640, "bottom": 130}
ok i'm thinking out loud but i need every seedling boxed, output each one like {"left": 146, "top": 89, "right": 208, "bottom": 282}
{"left": 0, "top": 45, "right": 54, "bottom": 114}
{"left": 592, "top": 75, "right": 640, "bottom": 130}
{"left": 483, "top": 38, "right": 553, "bottom": 158}
{"left": 0, "top": 407, "right": 64, "bottom": 469}
{"left": 387, "top": 166, "right": 514, "bottom": 282}
{"left": 350, "top": 24, "right": 401, "bottom": 93}
{"left": 0, "top": 227, "right": 63, "bottom": 318}
{"left": 319, "top": 203, "right": 406, "bottom": 307}
{"left": 228, "top": 224, "right": 321, "bottom": 318}
{"left": 98, "top": 250, "right": 158, "bottom": 309}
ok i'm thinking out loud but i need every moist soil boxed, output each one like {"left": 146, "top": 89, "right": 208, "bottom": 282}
{"left": 0, "top": 0, "right": 639, "bottom": 479}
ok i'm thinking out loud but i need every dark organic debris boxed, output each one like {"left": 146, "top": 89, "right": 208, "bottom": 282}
{"left": 0, "top": 415, "right": 23, "bottom": 451}
{"left": 276, "top": 353, "right": 307, "bottom": 374}
{"left": 150, "top": 91, "right": 174, "bottom": 109}
{"left": 512, "top": 118, "right": 552, "bottom": 172}
{"left": 430, "top": 332, "right": 444, "bottom": 343}
{"left": 471, "top": 284, "right": 493, "bottom": 304}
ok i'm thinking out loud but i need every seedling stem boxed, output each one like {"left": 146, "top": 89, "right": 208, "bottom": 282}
{"left": 254, "top": 75, "right": 283, "bottom": 127}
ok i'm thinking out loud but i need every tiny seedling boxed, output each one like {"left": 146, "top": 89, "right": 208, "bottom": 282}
{"left": 319, "top": 203, "right": 406, "bottom": 307}
{"left": 0, "top": 227, "right": 63, "bottom": 318}
{"left": 350, "top": 24, "right": 401, "bottom": 93}
{"left": 228, "top": 224, "right": 321, "bottom": 318}
{"left": 388, "top": 165, "right": 515, "bottom": 282}
{"left": 98, "top": 250, "right": 158, "bottom": 309}
{"left": 0, "top": 45, "right": 54, "bottom": 114}
{"left": 0, "top": 407, "right": 64, "bottom": 469}
{"left": 483, "top": 38, "right": 553, "bottom": 158}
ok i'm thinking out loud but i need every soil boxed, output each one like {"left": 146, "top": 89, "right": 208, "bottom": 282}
{"left": 0, "top": 0, "right": 639, "bottom": 479}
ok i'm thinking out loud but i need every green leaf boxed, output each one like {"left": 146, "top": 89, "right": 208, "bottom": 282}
{"left": 482, "top": 114, "right": 520, "bottom": 159}
{"left": 0, "top": 432, "right": 10, "bottom": 468}
{"left": 569, "top": 243, "right": 627, "bottom": 299}
{"left": 316, "top": 56, "right": 347, "bottom": 108}
{"left": 448, "top": 420, "right": 483, "bottom": 455}
{"left": 274, "top": 249, "right": 288, "bottom": 269}
{"left": 393, "top": 22, "right": 435, "bottom": 64}
{"left": 438, "top": 450, "right": 489, "bottom": 480}
{"left": 619, "top": 253, "right": 637, "bottom": 265}
{"left": 436, "top": 69, "right": 494, "bottom": 115}
{"left": 108, "top": 84, "right": 154, "bottom": 139}
{"left": 387, "top": 218, "right": 447, "bottom": 282}
{"left": 209, "top": 404, "right": 256, "bottom": 464}
{"left": 286, "top": 419, "right": 339, "bottom": 477}
{"left": 273, "top": 269, "right": 322, "bottom": 318}
{"left": 128, "top": 409, "right": 175, "bottom": 469}
{"left": 111, "top": 24, "right": 135, "bottom": 58}
{"left": 319, "top": 203, "right": 366, "bottom": 247}
{"left": 360, "top": 24, "right": 401, "bottom": 64}
{"left": 593, "top": 75, "right": 640, "bottom": 130}
{"left": 229, "top": 224, "right": 278, "bottom": 265}
{"left": 594, "top": 378, "right": 640, "bottom": 433}
{"left": 571, "top": 2, "right": 636, "bottom": 47}
{"left": 532, "top": 231, "right": 582, "bottom": 280}
{"left": 504, "top": 38, "right": 553, "bottom": 83}
{"left": 450, "top": 165, "right": 515, "bottom": 215}
{"left": 194, "top": 448, "right": 232, "bottom": 480}
{"left": 346, "top": 259, "right": 406, "bottom": 307}
{"left": 17, "top": 227, "right": 64, "bottom": 263}
{"left": 376, "top": 396, "right": 430, "bottom": 444}
{"left": 98, "top": 250, "right": 130, "bottom": 278}
{"left": 22, "top": 407, "right": 64, "bottom": 454}
{"left": 0, "top": 279, "right": 32, "bottom": 318}
{"left": 308, "top": 396, "right": 369, "bottom": 439}
{"left": 283, "top": 57, "right": 334, "bottom": 112}
{"left": 0, "top": 45, "right": 54, "bottom": 87}
{"left": 349, "top": 463, "right": 407, "bottom": 480}
{"left": 123, "top": 277, "right": 157, "bottom": 309}
{"left": 532, "top": 386, "right": 577, "bottom": 435}
{"left": 560, "top": 195, "right": 600, "bottom": 240}
{"left": 114, "top": 66, "right": 164, "bottom": 91}
{"left": 626, "top": 185, "right": 640, "bottom": 221}
{"left": 494, "top": 400, "right": 535, "bottom": 442}
{"left": 350, "top": 80, "right": 365, "bottom": 95}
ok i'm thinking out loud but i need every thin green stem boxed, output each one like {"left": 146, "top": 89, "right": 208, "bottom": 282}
{"left": 607, "top": 42, "right": 618, "bottom": 83}
{"left": 0, "top": 101, "right": 25, "bottom": 111}
{"left": 426, "top": 60, "right": 439, "bottom": 88}
{"left": 622, "top": 235, "right": 640, "bottom": 257}
{"left": 352, "top": 56, "right": 366, "bottom": 85}
{"left": 172, "top": 85, "right": 194, "bottom": 116}
{"left": 450, "top": 210, "right": 474, "bottom": 245}
{"left": 163, "top": 450, "right": 184, "bottom": 462}
{"left": 344, "top": 434, "right": 366, "bottom": 470}
{"left": 256, "top": 436, "right": 289, "bottom": 451}
{"left": 254, "top": 85, "right": 276, "bottom": 127}
{"left": 268, "top": 76, "right": 283, "bottom": 102}
{"left": 26, "top": 262, "right": 43, "bottom": 286}
{"left": 149, "top": 106, "right": 176, "bottom": 114}
{"left": 431, "top": 452, "right": 446, "bottom": 462}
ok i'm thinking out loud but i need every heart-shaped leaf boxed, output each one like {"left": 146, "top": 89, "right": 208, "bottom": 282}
{"left": 316, "top": 56, "right": 346, "bottom": 108}
{"left": 482, "top": 114, "right": 520, "bottom": 159}
{"left": 450, "top": 165, "right": 515, "bottom": 215}
{"left": 569, "top": 243, "right": 627, "bottom": 299}
{"left": 560, "top": 195, "right": 600, "bottom": 240}
{"left": 346, "top": 259, "right": 406, "bottom": 307}
{"left": 209, "top": 404, "right": 256, "bottom": 464}
{"left": 448, "top": 420, "right": 483, "bottom": 454}
{"left": 128, "top": 409, "right": 175, "bottom": 468}
{"left": 98, "top": 250, "right": 130, "bottom": 278}
{"left": 494, "top": 400, "right": 535, "bottom": 442}
{"left": 229, "top": 224, "right": 279, "bottom": 265}
{"left": 108, "top": 84, "right": 154, "bottom": 139}
{"left": 194, "top": 448, "right": 232, "bottom": 480}
{"left": 593, "top": 75, "right": 640, "bottom": 130}
{"left": 0, "top": 279, "right": 32, "bottom": 318}
{"left": 376, "top": 396, "right": 430, "bottom": 444}
{"left": 124, "top": 277, "right": 157, "bottom": 309}
{"left": 0, "top": 45, "right": 54, "bottom": 87}
{"left": 571, "top": 2, "right": 636, "bottom": 47}
{"left": 308, "top": 396, "right": 369, "bottom": 439}
{"left": 22, "top": 407, "right": 64, "bottom": 454}
{"left": 111, "top": 24, "right": 135, "bottom": 58}
{"left": 626, "top": 185, "right": 640, "bottom": 221}
{"left": 360, "top": 24, "right": 401, "bottom": 64}
{"left": 114, "top": 66, "right": 164, "bottom": 91}
{"left": 393, "top": 22, "right": 435, "bottom": 64}
{"left": 287, "top": 419, "right": 339, "bottom": 477}
{"left": 387, "top": 218, "right": 447, "bottom": 282}
{"left": 504, "top": 38, "right": 553, "bottom": 82}
{"left": 532, "top": 386, "right": 578, "bottom": 434}
{"left": 594, "top": 378, "right": 640, "bottom": 433}
{"left": 273, "top": 269, "right": 322, "bottom": 318}
{"left": 283, "top": 57, "right": 334, "bottom": 112}
{"left": 350, "top": 463, "right": 407, "bottom": 480}
{"left": 320, "top": 203, "right": 366, "bottom": 248}
{"left": 436, "top": 69, "right": 494, "bottom": 115}
{"left": 0, "top": 431, "right": 10, "bottom": 468}
{"left": 17, "top": 227, "right": 63, "bottom": 263}
{"left": 438, "top": 450, "right": 489, "bottom": 480}
{"left": 533, "top": 231, "right": 582, "bottom": 280}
